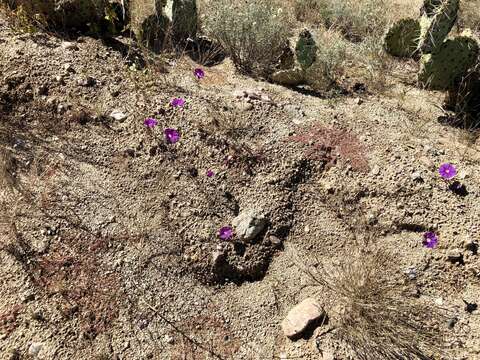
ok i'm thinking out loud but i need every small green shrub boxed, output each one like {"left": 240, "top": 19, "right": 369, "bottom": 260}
{"left": 203, "top": 0, "right": 292, "bottom": 77}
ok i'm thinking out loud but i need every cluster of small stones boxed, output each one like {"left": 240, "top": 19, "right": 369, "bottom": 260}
{"left": 384, "top": 0, "right": 479, "bottom": 91}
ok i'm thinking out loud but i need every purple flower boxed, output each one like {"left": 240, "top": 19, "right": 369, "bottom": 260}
{"left": 422, "top": 231, "right": 438, "bottom": 249}
{"left": 206, "top": 170, "right": 214, "bottom": 177}
{"left": 144, "top": 118, "right": 158, "bottom": 128}
{"left": 218, "top": 226, "right": 233, "bottom": 240}
{"left": 194, "top": 68, "right": 205, "bottom": 79}
{"left": 164, "top": 128, "right": 180, "bottom": 144}
{"left": 439, "top": 163, "right": 457, "bottom": 180}
{"left": 170, "top": 97, "right": 186, "bottom": 108}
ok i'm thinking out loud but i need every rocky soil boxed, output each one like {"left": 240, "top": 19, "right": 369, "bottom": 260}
{"left": 1, "top": 10, "right": 480, "bottom": 360}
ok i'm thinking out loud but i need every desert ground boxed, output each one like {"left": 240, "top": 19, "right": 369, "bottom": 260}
{"left": 1, "top": 0, "right": 480, "bottom": 359}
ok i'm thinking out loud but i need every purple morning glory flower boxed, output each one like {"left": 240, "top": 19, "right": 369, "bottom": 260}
{"left": 422, "top": 231, "right": 438, "bottom": 249}
{"left": 206, "top": 170, "right": 214, "bottom": 177}
{"left": 218, "top": 226, "right": 233, "bottom": 240}
{"left": 164, "top": 128, "right": 180, "bottom": 144}
{"left": 194, "top": 68, "right": 205, "bottom": 79}
{"left": 144, "top": 118, "right": 158, "bottom": 128}
{"left": 439, "top": 163, "right": 457, "bottom": 180}
{"left": 170, "top": 98, "right": 186, "bottom": 108}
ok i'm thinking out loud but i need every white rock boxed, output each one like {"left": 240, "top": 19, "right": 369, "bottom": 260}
{"left": 245, "top": 89, "right": 262, "bottom": 100}
{"left": 435, "top": 297, "right": 444, "bottom": 306}
{"left": 28, "top": 342, "right": 43, "bottom": 357}
{"left": 411, "top": 171, "right": 423, "bottom": 182}
{"left": 110, "top": 110, "right": 128, "bottom": 122}
{"left": 232, "top": 209, "right": 267, "bottom": 242}
{"left": 370, "top": 166, "right": 379, "bottom": 176}
{"left": 281, "top": 298, "right": 325, "bottom": 339}
{"left": 236, "top": 101, "right": 253, "bottom": 112}
{"left": 164, "top": 334, "right": 174, "bottom": 344}
{"left": 232, "top": 90, "right": 247, "bottom": 98}
{"left": 61, "top": 41, "right": 77, "bottom": 50}
{"left": 63, "top": 63, "right": 74, "bottom": 72}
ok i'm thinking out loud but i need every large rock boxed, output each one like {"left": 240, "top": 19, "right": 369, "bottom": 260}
{"left": 165, "top": 0, "right": 197, "bottom": 41}
{"left": 271, "top": 68, "right": 305, "bottom": 86}
{"left": 281, "top": 298, "right": 325, "bottom": 339}
{"left": 129, "top": 0, "right": 170, "bottom": 51}
{"left": 232, "top": 208, "right": 268, "bottom": 242}
{"left": 4, "top": 0, "right": 106, "bottom": 30}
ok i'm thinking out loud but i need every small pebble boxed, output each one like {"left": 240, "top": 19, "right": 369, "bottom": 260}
{"left": 110, "top": 110, "right": 127, "bottom": 121}
{"left": 164, "top": 334, "right": 174, "bottom": 344}
{"left": 61, "top": 41, "right": 77, "bottom": 50}
{"left": 28, "top": 343, "right": 43, "bottom": 358}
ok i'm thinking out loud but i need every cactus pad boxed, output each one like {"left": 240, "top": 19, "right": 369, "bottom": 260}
{"left": 384, "top": 18, "right": 421, "bottom": 58}
{"left": 418, "top": 0, "right": 459, "bottom": 53}
{"left": 421, "top": 0, "right": 444, "bottom": 16}
{"left": 295, "top": 30, "right": 317, "bottom": 70}
{"left": 418, "top": 36, "right": 479, "bottom": 90}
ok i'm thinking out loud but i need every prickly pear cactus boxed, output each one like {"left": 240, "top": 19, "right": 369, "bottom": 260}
{"left": 130, "top": 0, "right": 170, "bottom": 51}
{"left": 418, "top": 36, "right": 479, "bottom": 90}
{"left": 421, "top": 0, "right": 444, "bottom": 16}
{"left": 271, "top": 29, "right": 317, "bottom": 86}
{"left": 384, "top": 18, "right": 421, "bottom": 58}
{"left": 165, "top": 0, "right": 198, "bottom": 40}
{"left": 418, "top": 0, "right": 459, "bottom": 53}
{"left": 295, "top": 29, "right": 317, "bottom": 70}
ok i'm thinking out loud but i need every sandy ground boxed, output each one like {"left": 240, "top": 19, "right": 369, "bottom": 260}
{"left": 1, "top": 11, "right": 480, "bottom": 360}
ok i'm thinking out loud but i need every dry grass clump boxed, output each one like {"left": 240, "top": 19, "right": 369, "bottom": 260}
{"left": 202, "top": 0, "right": 292, "bottom": 77}
{"left": 293, "top": 0, "right": 391, "bottom": 42}
{"left": 292, "top": 245, "right": 448, "bottom": 359}
{"left": 307, "top": 28, "right": 348, "bottom": 88}
{"left": 458, "top": 0, "right": 480, "bottom": 33}
{"left": 290, "top": 0, "right": 419, "bottom": 90}
{"left": 346, "top": 35, "right": 393, "bottom": 91}
{"left": 0, "top": 2, "right": 46, "bottom": 33}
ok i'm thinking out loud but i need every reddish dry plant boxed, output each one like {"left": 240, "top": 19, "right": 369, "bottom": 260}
{"left": 30, "top": 234, "right": 121, "bottom": 337}
{"left": 288, "top": 124, "right": 369, "bottom": 172}
{"left": 0, "top": 304, "right": 23, "bottom": 336}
